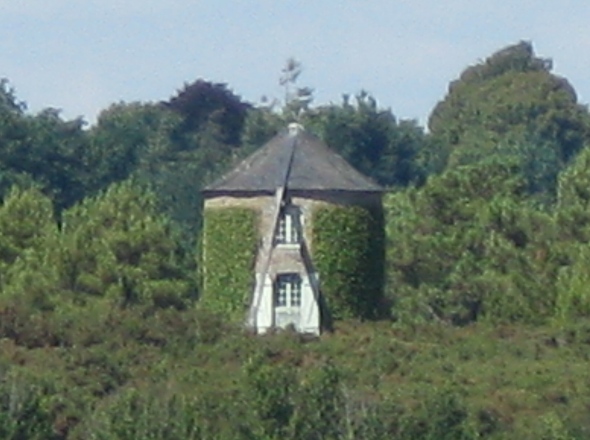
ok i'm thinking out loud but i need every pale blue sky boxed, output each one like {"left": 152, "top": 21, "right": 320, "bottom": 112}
{"left": 2, "top": 1, "right": 589, "bottom": 127}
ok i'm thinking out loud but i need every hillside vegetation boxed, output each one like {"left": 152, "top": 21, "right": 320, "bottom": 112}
{"left": 1, "top": 42, "right": 590, "bottom": 438}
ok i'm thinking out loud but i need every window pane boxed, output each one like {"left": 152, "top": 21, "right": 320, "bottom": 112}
{"left": 275, "top": 279, "right": 287, "bottom": 307}
{"left": 275, "top": 274, "right": 302, "bottom": 308}
{"left": 276, "top": 206, "right": 302, "bottom": 245}
{"left": 291, "top": 279, "right": 301, "bottom": 306}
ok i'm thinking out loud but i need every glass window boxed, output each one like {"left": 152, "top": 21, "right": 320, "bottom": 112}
{"left": 275, "top": 274, "right": 302, "bottom": 307}
{"left": 291, "top": 281, "right": 301, "bottom": 307}
{"left": 276, "top": 206, "right": 301, "bottom": 245}
{"left": 276, "top": 281, "right": 288, "bottom": 307}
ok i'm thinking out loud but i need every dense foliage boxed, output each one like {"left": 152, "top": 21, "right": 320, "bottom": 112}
{"left": 1, "top": 316, "right": 589, "bottom": 439}
{"left": 312, "top": 204, "right": 384, "bottom": 320}
{"left": 201, "top": 207, "right": 259, "bottom": 319}
{"left": 303, "top": 93, "right": 428, "bottom": 186}
{"left": 165, "top": 79, "right": 251, "bottom": 145}
{"left": 2, "top": 41, "right": 590, "bottom": 437}
{"left": 386, "top": 158, "right": 558, "bottom": 325}
{"left": 429, "top": 41, "right": 590, "bottom": 166}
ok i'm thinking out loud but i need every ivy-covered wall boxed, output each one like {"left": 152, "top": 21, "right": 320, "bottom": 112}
{"left": 312, "top": 204, "right": 384, "bottom": 320}
{"left": 201, "top": 207, "right": 259, "bottom": 320}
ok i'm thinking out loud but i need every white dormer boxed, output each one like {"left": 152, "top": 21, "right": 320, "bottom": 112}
{"left": 275, "top": 205, "right": 302, "bottom": 245}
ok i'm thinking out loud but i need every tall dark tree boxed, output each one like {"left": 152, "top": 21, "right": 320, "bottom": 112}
{"left": 0, "top": 84, "right": 90, "bottom": 210}
{"left": 0, "top": 81, "right": 36, "bottom": 196}
{"left": 429, "top": 41, "right": 590, "bottom": 177}
{"left": 22, "top": 109, "right": 90, "bottom": 210}
{"left": 304, "top": 92, "right": 426, "bottom": 187}
{"left": 86, "top": 102, "right": 180, "bottom": 193}
{"left": 86, "top": 100, "right": 242, "bottom": 242}
{"left": 164, "top": 79, "right": 250, "bottom": 145}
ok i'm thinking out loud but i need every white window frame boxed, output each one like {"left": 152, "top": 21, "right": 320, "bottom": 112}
{"left": 275, "top": 205, "right": 302, "bottom": 245}
{"left": 274, "top": 273, "right": 302, "bottom": 308}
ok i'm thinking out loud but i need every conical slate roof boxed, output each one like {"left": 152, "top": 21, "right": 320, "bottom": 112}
{"left": 203, "top": 124, "right": 383, "bottom": 195}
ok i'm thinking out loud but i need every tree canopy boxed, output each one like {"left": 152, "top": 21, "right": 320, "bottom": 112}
{"left": 429, "top": 41, "right": 590, "bottom": 185}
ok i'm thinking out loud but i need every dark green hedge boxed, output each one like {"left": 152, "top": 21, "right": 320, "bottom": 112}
{"left": 201, "top": 207, "right": 258, "bottom": 320}
{"left": 312, "top": 204, "right": 384, "bottom": 319}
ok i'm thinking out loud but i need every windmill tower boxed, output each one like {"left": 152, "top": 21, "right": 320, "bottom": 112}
{"left": 201, "top": 123, "right": 384, "bottom": 334}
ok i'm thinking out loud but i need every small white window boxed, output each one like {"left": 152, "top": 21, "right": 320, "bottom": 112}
{"left": 275, "top": 205, "right": 301, "bottom": 245}
{"left": 275, "top": 274, "right": 302, "bottom": 308}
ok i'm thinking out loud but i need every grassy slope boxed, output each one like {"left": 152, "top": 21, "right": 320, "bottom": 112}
{"left": 2, "top": 309, "right": 590, "bottom": 438}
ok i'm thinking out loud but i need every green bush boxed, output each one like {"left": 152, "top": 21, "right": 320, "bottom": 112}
{"left": 0, "top": 371, "right": 57, "bottom": 440}
{"left": 59, "top": 182, "right": 195, "bottom": 309}
{"left": 398, "top": 385, "right": 478, "bottom": 440}
{"left": 76, "top": 387, "right": 210, "bottom": 440}
{"left": 386, "top": 160, "right": 558, "bottom": 326}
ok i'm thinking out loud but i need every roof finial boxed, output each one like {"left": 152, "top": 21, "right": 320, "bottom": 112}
{"left": 288, "top": 122, "right": 304, "bottom": 136}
